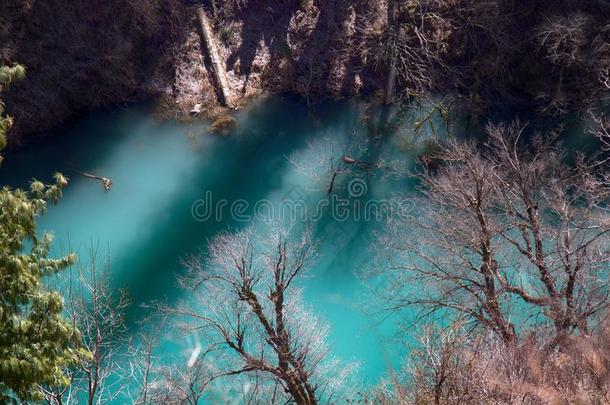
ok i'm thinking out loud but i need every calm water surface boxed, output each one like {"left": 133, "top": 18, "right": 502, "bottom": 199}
{"left": 0, "top": 97, "right": 443, "bottom": 391}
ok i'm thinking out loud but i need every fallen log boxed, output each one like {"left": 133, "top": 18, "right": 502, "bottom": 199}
{"left": 78, "top": 172, "right": 112, "bottom": 191}
{"left": 195, "top": 6, "right": 235, "bottom": 108}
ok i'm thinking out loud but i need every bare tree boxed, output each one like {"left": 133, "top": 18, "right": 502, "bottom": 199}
{"left": 380, "top": 137, "right": 517, "bottom": 343}
{"left": 358, "top": 0, "right": 512, "bottom": 104}
{"left": 369, "top": 323, "right": 501, "bottom": 405}
{"left": 596, "top": 21, "right": 610, "bottom": 93}
{"left": 146, "top": 350, "right": 216, "bottom": 405}
{"left": 534, "top": 13, "right": 590, "bottom": 115}
{"left": 536, "top": 14, "right": 590, "bottom": 68}
{"left": 162, "top": 227, "right": 354, "bottom": 404}
{"left": 126, "top": 324, "right": 164, "bottom": 405}
{"left": 364, "top": 0, "right": 451, "bottom": 102}
{"left": 589, "top": 112, "right": 610, "bottom": 186}
{"left": 486, "top": 122, "right": 610, "bottom": 342}
{"left": 380, "top": 121, "right": 610, "bottom": 345}
{"left": 41, "top": 248, "right": 134, "bottom": 405}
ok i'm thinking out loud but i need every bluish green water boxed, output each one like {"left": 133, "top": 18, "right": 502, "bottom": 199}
{"left": 0, "top": 96, "right": 443, "bottom": 393}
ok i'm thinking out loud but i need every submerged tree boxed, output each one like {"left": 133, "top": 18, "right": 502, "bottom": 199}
{"left": 289, "top": 134, "right": 403, "bottom": 195}
{"left": 288, "top": 135, "right": 368, "bottom": 195}
{"left": 381, "top": 121, "right": 610, "bottom": 345}
{"left": 163, "top": 227, "right": 354, "bottom": 404}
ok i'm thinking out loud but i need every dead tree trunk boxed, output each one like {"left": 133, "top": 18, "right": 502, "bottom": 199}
{"left": 384, "top": 0, "right": 398, "bottom": 104}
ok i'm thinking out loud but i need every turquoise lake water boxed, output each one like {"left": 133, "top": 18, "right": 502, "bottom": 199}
{"left": 0, "top": 96, "right": 449, "bottom": 396}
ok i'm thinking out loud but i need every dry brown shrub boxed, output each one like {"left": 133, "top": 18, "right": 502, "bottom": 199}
{"left": 371, "top": 323, "right": 610, "bottom": 404}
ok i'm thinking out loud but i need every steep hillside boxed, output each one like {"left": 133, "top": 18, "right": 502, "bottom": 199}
{"left": 1, "top": 0, "right": 608, "bottom": 142}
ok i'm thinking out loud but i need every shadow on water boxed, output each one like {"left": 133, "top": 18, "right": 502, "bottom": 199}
{"left": 113, "top": 97, "right": 318, "bottom": 323}
{"left": 0, "top": 106, "right": 141, "bottom": 186}
{"left": 0, "top": 95, "right": 431, "bottom": 386}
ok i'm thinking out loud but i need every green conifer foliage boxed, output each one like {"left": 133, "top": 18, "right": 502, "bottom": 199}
{"left": 0, "top": 64, "right": 89, "bottom": 401}
{"left": 0, "top": 175, "right": 90, "bottom": 401}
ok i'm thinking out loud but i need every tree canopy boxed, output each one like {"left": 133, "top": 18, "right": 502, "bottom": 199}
{"left": 0, "top": 173, "right": 90, "bottom": 401}
{"left": 0, "top": 63, "right": 88, "bottom": 402}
